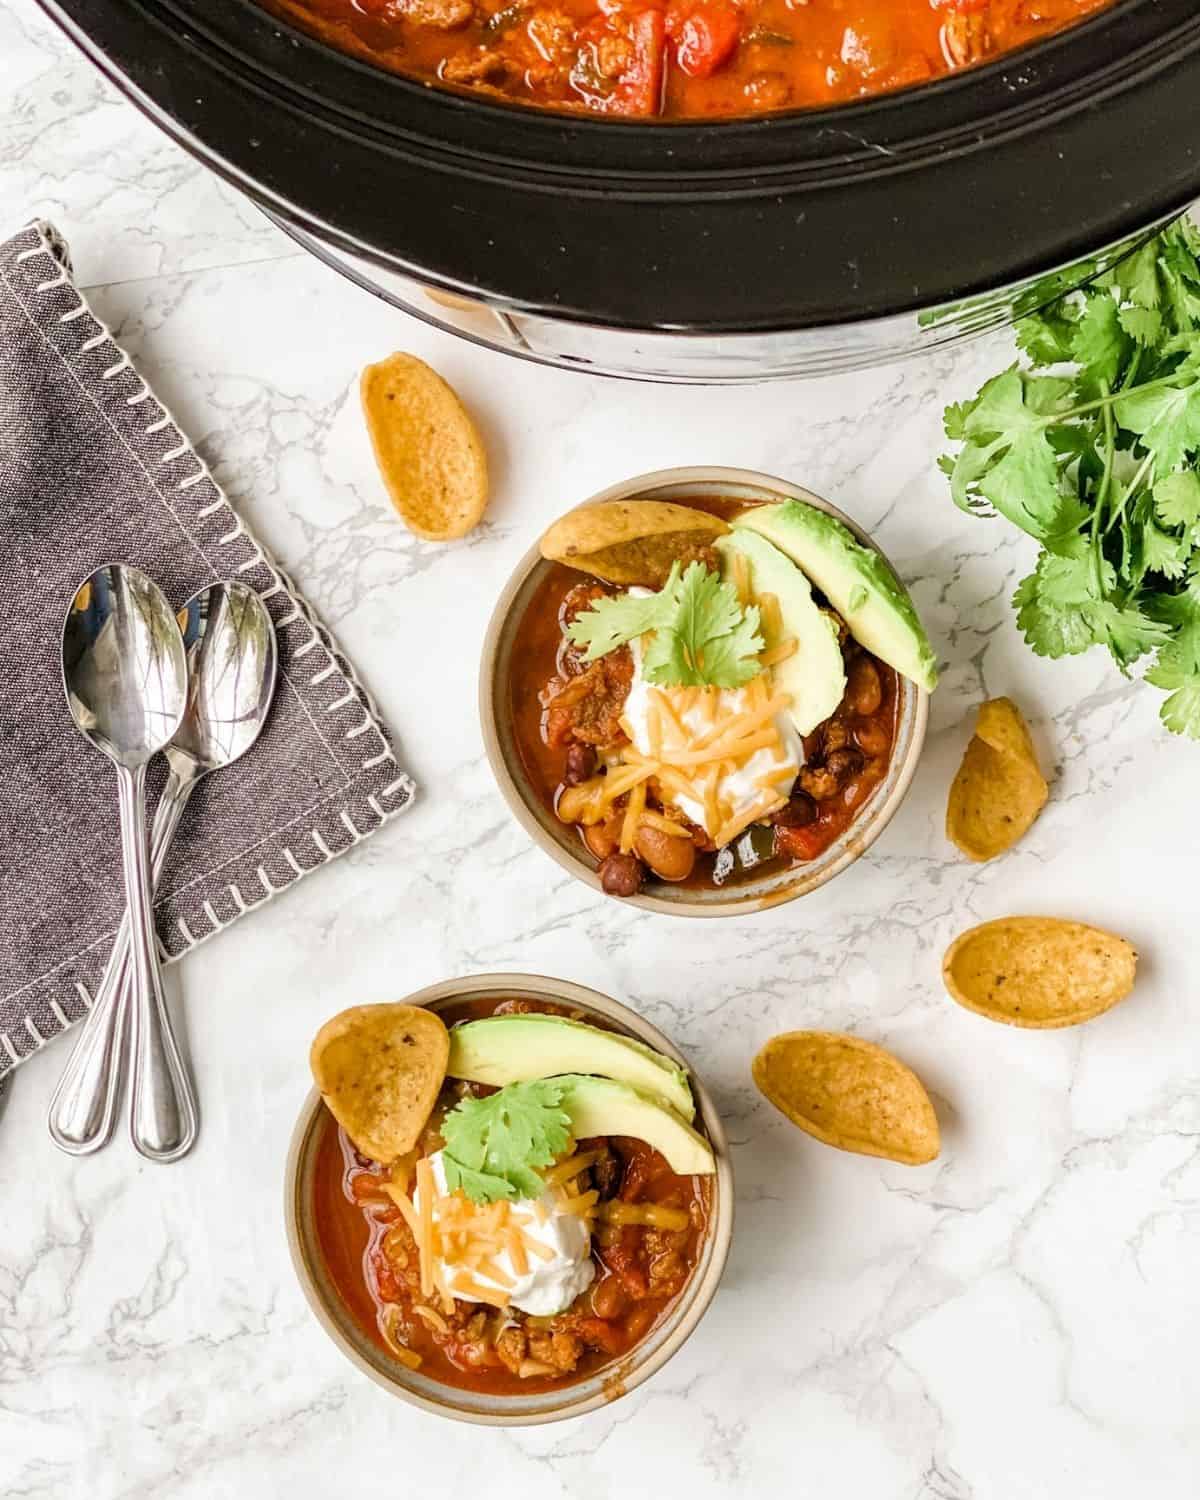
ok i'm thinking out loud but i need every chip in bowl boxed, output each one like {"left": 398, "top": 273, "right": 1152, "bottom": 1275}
{"left": 539, "top": 500, "right": 728, "bottom": 587}
{"left": 310, "top": 1003, "right": 450, "bottom": 1162}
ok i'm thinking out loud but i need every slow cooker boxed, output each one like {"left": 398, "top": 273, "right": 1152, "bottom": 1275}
{"left": 37, "top": 0, "right": 1200, "bottom": 380}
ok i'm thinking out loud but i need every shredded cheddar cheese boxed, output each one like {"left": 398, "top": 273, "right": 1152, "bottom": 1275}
{"left": 543, "top": 1152, "right": 600, "bottom": 1191}
{"left": 413, "top": 1303, "right": 449, "bottom": 1334}
{"left": 759, "top": 637, "right": 797, "bottom": 668}
{"left": 507, "top": 1227, "right": 530, "bottom": 1277}
{"left": 620, "top": 779, "right": 646, "bottom": 853}
{"left": 451, "top": 1274, "right": 510, "bottom": 1308}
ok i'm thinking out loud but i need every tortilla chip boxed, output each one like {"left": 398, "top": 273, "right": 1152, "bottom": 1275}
{"left": 540, "top": 500, "right": 728, "bottom": 586}
{"left": 752, "top": 1031, "right": 939, "bottom": 1166}
{"left": 310, "top": 1003, "right": 450, "bottom": 1163}
{"left": 361, "top": 353, "right": 488, "bottom": 541}
{"left": 943, "top": 916, "right": 1137, "bottom": 1029}
{"left": 947, "top": 696, "right": 1048, "bottom": 860}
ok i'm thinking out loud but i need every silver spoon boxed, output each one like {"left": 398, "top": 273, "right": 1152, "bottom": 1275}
{"left": 57, "top": 565, "right": 188, "bottom": 1156}
{"left": 49, "top": 580, "right": 277, "bottom": 1162}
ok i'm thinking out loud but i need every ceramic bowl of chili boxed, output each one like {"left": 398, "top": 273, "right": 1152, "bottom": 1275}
{"left": 481, "top": 467, "right": 932, "bottom": 916}
{"left": 285, "top": 973, "right": 734, "bottom": 1426}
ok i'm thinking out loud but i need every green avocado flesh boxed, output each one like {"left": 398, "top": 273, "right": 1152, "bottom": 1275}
{"left": 558, "top": 1075, "right": 716, "bottom": 1176}
{"left": 733, "top": 501, "right": 939, "bottom": 693}
{"left": 715, "top": 530, "right": 846, "bottom": 736}
{"left": 447, "top": 1013, "right": 695, "bottom": 1120}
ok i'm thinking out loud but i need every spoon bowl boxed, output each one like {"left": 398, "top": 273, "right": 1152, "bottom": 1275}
{"left": 171, "top": 581, "right": 278, "bottom": 777}
{"left": 63, "top": 565, "right": 188, "bottom": 765}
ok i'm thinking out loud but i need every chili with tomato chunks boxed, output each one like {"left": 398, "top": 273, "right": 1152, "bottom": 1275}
{"left": 312, "top": 996, "right": 713, "bottom": 1393}
{"left": 264, "top": 0, "right": 1114, "bottom": 119}
{"left": 507, "top": 496, "right": 899, "bottom": 898}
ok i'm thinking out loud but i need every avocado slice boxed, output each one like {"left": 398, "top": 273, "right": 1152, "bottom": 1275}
{"left": 715, "top": 530, "right": 846, "bottom": 736}
{"left": 734, "top": 501, "right": 939, "bottom": 693}
{"left": 447, "top": 1014, "right": 695, "bottom": 1120}
{"left": 558, "top": 1075, "right": 716, "bottom": 1176}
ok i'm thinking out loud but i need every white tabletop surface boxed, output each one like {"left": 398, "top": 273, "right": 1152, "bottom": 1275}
{"left": 4, "top": 3, "right": 1199, "bottom": 1497}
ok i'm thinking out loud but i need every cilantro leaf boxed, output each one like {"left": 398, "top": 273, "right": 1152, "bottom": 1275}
{"left": 441, "top": 1080, "right": 572, "bottom": 1205}
{"left": 943, "top": 397, "right": 978, "bottom": 442}
{"left": 1154, "top": 471, "right": 1200, "bottom": 537}
{"left": 1091, "top": 600, "right": 1172, "bottom": 669}
{"left": 566, "top": 566, "right": 680, "bottom": 662}
{"left": 1147, "top": 620, "right": 1200, "bottom": 735}
{"left": 1115, "top": 375, "right": 1200, "bottom": 478}
{"left": 1156, "top": 678, "right": 1200, "bottom": 736}
{"left": 1071, "top": 292, "right": 1130, "bottom": 391}
{"left": 1012, "top": 548, "right": 1167, "bottom": 668}
{"left": 1014, "top": 279, "right": 1084, "bottom": 364}
{"left": 441, "top": 1158, "right": 522, "bottom": 1203}
{"left": 1119, "top": 305, "right": 1163, "bottom": 347}
{"left": 1013, "top": 549, "right": 1112, "bottom": 659}
{"left": 641, "top": 563, "right": 763, "bottom": 688}
{"left": 1136, "top": 511, "right": 1191, "bottom": 583}
{"left": 567, "top": 561, "right": 763, "bottom": 689}
{"left": 947, "top": 368, "right": 1084, "bottom": 541}
{"left": 942, "top": 224, "right": 1200, "bottom": 736}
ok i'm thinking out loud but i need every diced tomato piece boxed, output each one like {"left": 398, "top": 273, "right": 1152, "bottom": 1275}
{"left": 615, "top": 9, "right": 666, "bottom": 114}
{"left": 665, "top": 1, "right": 739, "bottom": 78}
{"left": 773, "top": 822, "right": 830, "bottom": 863}
{"left": 574, "top": 9, "right": 665, "bottom": 116}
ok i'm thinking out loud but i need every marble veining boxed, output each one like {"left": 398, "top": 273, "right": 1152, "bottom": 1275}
{"left": 3, "top": 1, "right": 1200, "bottom": 1495}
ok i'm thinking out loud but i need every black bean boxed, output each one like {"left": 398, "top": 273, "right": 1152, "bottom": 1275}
{"left": 599, "top": 852, "right": 644, "bottom": 897}
{"left": 564, "top": 743, "right": 597, "bottom": 785}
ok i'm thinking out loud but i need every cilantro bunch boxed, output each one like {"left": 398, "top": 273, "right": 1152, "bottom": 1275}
{"left": 942, "top": 220, "right": 1200, "bottom": 736}
{"left": 441, "top": 1080, "right": 571, "bottom": 1204}
{"left": 567, "top": 560, "right": 764, "bottom": 689}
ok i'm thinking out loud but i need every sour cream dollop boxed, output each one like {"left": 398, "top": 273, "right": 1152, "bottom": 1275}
{"left": 622, "top": 633, "right": 803, "bottom": 841}
{"left": 416, "top": 1151, "right": 595, "bottom": 1317}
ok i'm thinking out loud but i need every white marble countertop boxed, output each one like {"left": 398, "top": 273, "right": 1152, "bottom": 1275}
{"left": 4, "top": 3, "right": 1200, "bottom": 1496}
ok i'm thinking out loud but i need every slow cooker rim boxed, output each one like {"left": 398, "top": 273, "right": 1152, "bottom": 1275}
{"left": 145, "top": 0, "right": 1197, "bottom": 179}
{"left": 34, "top": 0, "right": 1200, "bottom": 333}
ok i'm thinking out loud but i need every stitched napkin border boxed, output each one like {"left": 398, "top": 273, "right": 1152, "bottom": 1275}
{"left": 0, "top": 220, "right": 415, "bottom": 1079}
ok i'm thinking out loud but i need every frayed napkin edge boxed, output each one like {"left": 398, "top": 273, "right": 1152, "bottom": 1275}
{"left": 0, "top": 220, "right": 417, "bottom": 1077}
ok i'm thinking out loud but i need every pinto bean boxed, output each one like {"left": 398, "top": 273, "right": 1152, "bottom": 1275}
{"left": 591, "top": 1275, "right": 628, "bottom": 1320}
{"left": 583, "top": 818, "right": 620, "bottom": 861}
{"left": 799, "top": 747, "right": 863, "bottom": 801}
{"left": 845, "top": 657, "right": 882, "bottom": 717}
{"left": 599, "top": 852, "right": 644, "bottom": 897}
{"left": 853, "top": 718, "right": 891, "bottom": 757}
{"left": 634, "top": 825, "right": 697, "bottom": 882}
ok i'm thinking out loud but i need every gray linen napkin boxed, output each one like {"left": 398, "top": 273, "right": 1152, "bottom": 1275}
{"left": 0, "top": 220, "right": 415, "bottom": 1083}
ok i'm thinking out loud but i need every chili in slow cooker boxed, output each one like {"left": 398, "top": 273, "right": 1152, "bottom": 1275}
{"left": 264, "top": 0, "right": 1115, "bottom": 118}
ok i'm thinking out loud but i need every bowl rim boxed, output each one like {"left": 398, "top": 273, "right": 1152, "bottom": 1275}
{"left": 479, "top": 466, "right": 930, "bottom": 917}
{"left": 284, "top": 972, "right": 735, "bottom": 1426}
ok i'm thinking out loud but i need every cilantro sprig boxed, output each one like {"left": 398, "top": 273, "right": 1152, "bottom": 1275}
{"left": 441, "top": 1080, "right": 572, "bottom": 1204}
{"left": 942, "top": 219, "right": 1200, "bottom": 737}
{"left": 567, "top": 560, "right": 764, "bottom": 690}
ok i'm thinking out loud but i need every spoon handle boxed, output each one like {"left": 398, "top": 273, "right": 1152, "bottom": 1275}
{"left": 119, "top": 763, "right": 199, "bottom": 1163}
{"left": 46, "top": 770, "right": 194, "bottom": 1155}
